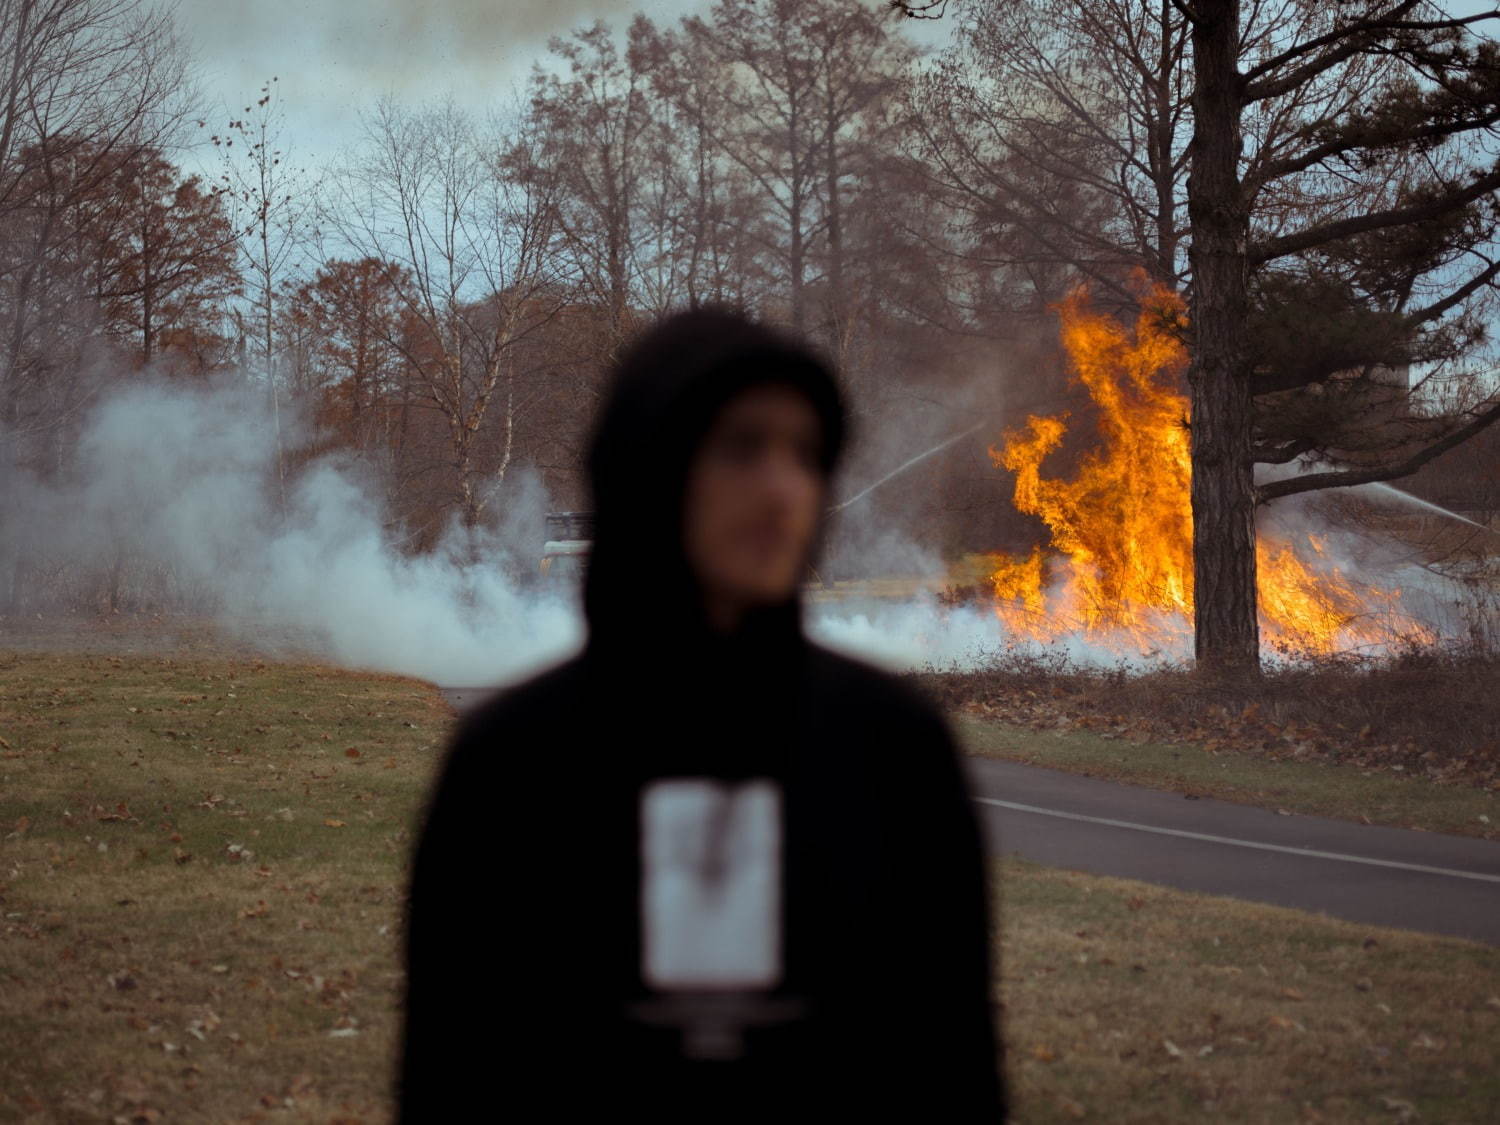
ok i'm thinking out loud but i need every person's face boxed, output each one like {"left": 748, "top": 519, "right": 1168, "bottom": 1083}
{"left": 682, "top": 384, "right": 826, "bottom": 621}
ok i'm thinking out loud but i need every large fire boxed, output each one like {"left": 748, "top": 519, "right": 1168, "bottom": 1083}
{"left": 985, "top": 285, "right": 1420, "bottom": 657}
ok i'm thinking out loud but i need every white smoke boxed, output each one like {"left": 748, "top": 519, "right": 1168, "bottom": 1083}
{"left": 809, "top": 598, "right": 1014, "bottom": 671}
{"left": 806, "top": 477, "right": 1475, "bottom": 673}
{"left": 4, "top": 379, "right": 1476, "bottom": 689}
{"left": 807, "top": 582, "right": 1193, "bottom": 673}
{"left": 4, "top": 379, "right": 584, "bottom": 686}
{"left": 1254, "top": 462, "right": 1480, "bottom": 650}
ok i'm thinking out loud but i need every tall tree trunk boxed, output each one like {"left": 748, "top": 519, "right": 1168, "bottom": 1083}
{"left": 260, "top": 205, "right": 286, "bottom": 508}
{"left": 1151, "top": 0, "right": 1179, "bottom": 284}
{"left": 788, "top": 192, "right": 806, "bottom": 333}
{"left": 107, "top": 549, "right": 127, "bottom": 614}
{"left": 455, "top": 425, "right": 481, "bottom": 542}
{"left": 1186, "top": 0, "right": 1259, "bottom": 675}
{"left": 141, "top": 238, "right": 155, "bottom": 363}
{"left": 823, "top": 78, "right": 847, "bottom": 366}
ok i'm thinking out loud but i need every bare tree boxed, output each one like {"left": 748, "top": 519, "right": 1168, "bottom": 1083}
{"left": 636, "top": 16, "right": 768, "bottom": 311}
{"left": 902, "top": 0, "right": 1191, "bottom": 311}
{"left": 897, "top": 0, "right": 1500, "bottom": 673}
{"left": 324, "top": 97, "right": 565, "bottom": 531}
{"left": 1183, "top": 0, "right": 1500, "bottom": 673}
{"left": 672, "top": 0, "right": 915, "bottom": 351}
{"left": 0, "top": 0, "right": 193, "bottom": 435}
{"left": 0, "top": 0, "right": 195, "bottom": 613}
{"left": 215, "top": 77, "right": 315, "bottom": 505}
{"left": 519, "top": 20, "right": 659, "bottom": 354}
{"left": 75, "top": 145, "right": 240, "bottom": 368}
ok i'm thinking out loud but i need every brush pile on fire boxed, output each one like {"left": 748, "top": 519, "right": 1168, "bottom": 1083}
{"left": 970, "top": 286, "right": 1434, "bottom": 661}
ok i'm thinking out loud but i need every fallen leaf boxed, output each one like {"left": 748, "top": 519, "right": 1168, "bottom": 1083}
{"left": 1162, "top": 1039, "right": 1184, "bottom": 1059}
{"left": 111, "top": 1075, "right": 150, "bottom": 1102}
{"left": 1378, "top": 1096, "right": 1416, "bottom": 1122}
{"left": 1055, "top": 1095, "right": 1087, "bottom": 1119}
{"left": 344, "top": 748, "right": 360, "bottom": 759}
{"left": 1031, "top": 1044, "right": 1055, "bottom": 1062}
{"left": 323, "top": 819, "right": 346, "bottom": 828}
{"left": 1281, "top": 988, "right": 1305, "bottom": 1001}
{"left": 287, "top": 1074, "right": 316, "bottom": 1097}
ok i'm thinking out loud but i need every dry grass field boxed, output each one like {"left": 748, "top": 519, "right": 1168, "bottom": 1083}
{"left": 999, "top": 862, "right": 1499, "bottom": 1123}
{"left": 929, "top": 648, "right": 1500, "bottom": 839}
{"left": 1, "top": 646, "right": 1496, "bottom": 1123}
{"left": 0, "top": 651, "right": 450, "bottom": 1122}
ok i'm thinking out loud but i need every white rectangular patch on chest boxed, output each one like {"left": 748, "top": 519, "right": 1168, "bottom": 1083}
{"left": 640, "top": 778, "right": 783, "bottom": 991}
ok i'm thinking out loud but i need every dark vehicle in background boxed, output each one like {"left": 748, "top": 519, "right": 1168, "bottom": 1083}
{"left": 541, "top": 512, "right": 593, "bottom": 584}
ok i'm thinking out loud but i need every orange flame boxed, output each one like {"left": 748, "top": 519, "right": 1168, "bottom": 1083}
{"left": 986, "top": 285, "right": 1423, "bottom": 656}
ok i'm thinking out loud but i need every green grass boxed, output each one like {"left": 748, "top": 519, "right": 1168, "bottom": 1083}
{"left": 1, "top": 650, "right": 1495, "bottom": 1123}
{"left": 957, "top": 716, "right": 1500, "bottom": 840}
{"left": 999, "top": 858, "right": 1500, "bottom": 1123}
{"left": 0, "top": 651, "right": 450, "bottom": 1123}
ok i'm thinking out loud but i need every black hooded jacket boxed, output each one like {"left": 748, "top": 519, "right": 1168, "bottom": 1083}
{"left": 399, "top": 309, "right": 1005, "bottom": 1121}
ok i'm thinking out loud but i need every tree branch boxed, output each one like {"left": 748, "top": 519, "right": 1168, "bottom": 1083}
{"left": 1256, "top": 398, "right": 1500, "bottom": 504}
{"left": 1248, "top": 166, "right": 1500, "bottom": 265}
{"left": 887, "top": 0, "right": 951, "bottom": 18}
{"left": 1168, "top": 0, "right": 1202, "bottom": 23}
{"left": 1403, "top": 254, "right": 1500, "bottom": 329}
{"left": 1241, "top": 4, "right": 1498, "bottom": 102}
{"left": 1253, "top": 436, "right": 1318, "bottom": 465}
{"left": 1246, "top": 103, "right": 1500, "bottom": 193}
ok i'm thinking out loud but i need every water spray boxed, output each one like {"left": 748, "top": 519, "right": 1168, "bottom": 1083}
{"left": 827, "top": 424, "right": 986, "bottom": 515}
{"left": 1361, "top": 482, "right": 1500, "bottom": 538}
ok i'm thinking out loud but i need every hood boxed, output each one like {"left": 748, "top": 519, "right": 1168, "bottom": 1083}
{"left": 583, "top": 306, "right": 846, "bottom": 653}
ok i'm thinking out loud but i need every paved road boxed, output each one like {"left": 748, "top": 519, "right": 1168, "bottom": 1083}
{"left": 964, "top": 756, "right": 1500, "bottom": 945}
{"left": 436, "top": 687, "right": 1500, "bottom": 945}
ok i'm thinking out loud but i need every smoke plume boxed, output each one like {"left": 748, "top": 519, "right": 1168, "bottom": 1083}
{"left": 3, "top": 379, "right": 1470, "bottom": 688}
{"left": 3, "top": 381, "right": 583, "bottom": 685}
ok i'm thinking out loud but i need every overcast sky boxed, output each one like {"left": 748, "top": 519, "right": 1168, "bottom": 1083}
{"left": 174, "top": 0, "right": 950, "bottom": 171}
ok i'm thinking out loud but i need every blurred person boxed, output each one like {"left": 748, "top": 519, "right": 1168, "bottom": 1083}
{"left": 399, "top": 307, "right": 1004, "bottom": 1121}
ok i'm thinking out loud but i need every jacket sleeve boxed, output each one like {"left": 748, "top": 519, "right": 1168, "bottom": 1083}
{"left": 879, "top": 701, "right": 1007, "bottom": 1120}
{"left": 396, "top": 722, "right": 494, "bottom": 1121}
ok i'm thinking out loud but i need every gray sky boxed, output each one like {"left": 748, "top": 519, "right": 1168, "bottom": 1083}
{"left": 175, "top": 0, "right": 950, "bottom": 171}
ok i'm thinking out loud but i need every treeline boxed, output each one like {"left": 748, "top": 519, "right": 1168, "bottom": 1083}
{"left": 3, "top": 0, "right": 1497, "bottom": 618}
